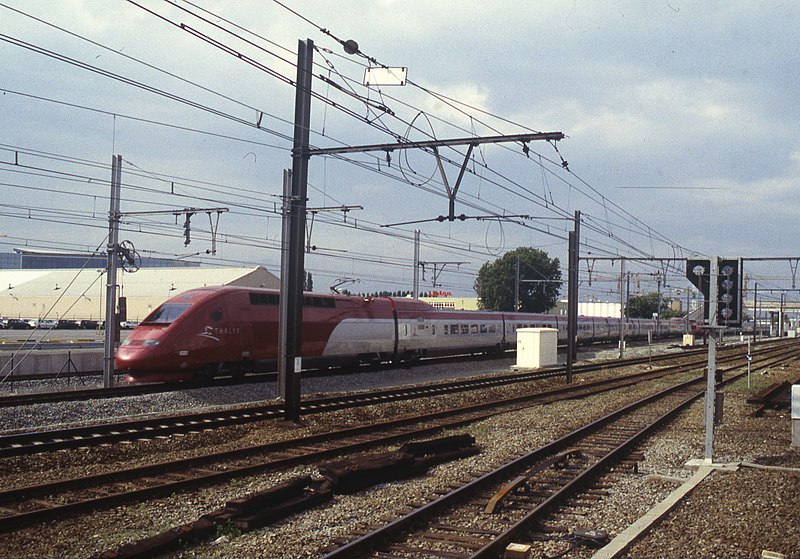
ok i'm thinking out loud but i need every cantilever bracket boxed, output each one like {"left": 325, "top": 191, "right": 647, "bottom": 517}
{"left": 306, "top": 131, "right": 564, "bottom": 225}
{"left": 432, "top": 143, "right": 475, "bottom": 221}
{"left": 419, "top": 260, "right": 467, "bottom": 288}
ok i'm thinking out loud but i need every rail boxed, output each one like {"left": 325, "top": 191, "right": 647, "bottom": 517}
{"left": 3, "top": 345, "right": 787, "bottom": 534}
{"left": 0, "top": 342, "right": 780, "bottom": 457}
{"left": 319, "top": 345, "right": 800, "bottom": 559}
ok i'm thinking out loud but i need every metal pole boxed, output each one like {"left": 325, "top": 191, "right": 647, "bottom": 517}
{"left": 103, "top": 154, "right": 121, "bottom": 388}
{"left": 572, "top": 210, "right": 581, "bottom": 363}
{"left": 753, "top": 283, "right": 758, "bottom": 343}
{"left": 413, "top": 229, "right": 420, "bottom": 299}
{"left": 624, "top": 271, "right": 631, "bottom": 347}
{"left": 656, "top": 272, "right": 661, "bottom": 340}
{"left": 619, "top": 258, "right": 625, "bottom": 358}
{"left": 567, "top": 232, "right": 575, "bottom": 384}
{"left": 747, "top": 339, "right": 752, "bottom": 388}
{"left": 685, "top": 288, "right": 690, "bottom": 333}
{"left": 704, "top": 256, "right": 719, "bottom": 462}
{"left": 514, "top": 256, "right": 520, "bottom": 312}
{"left": 278, "top": 38, "right": 313, "bottom": 423}
{"left": 565, "top": 210, "right": 580, "bottom": 384}
{"left": 278, "top": 168, "right": 292, "bottom": 400}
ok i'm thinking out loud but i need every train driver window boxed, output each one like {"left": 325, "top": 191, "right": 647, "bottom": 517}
{"left": 211, "top": 309, "right": 223, "bottom": 321}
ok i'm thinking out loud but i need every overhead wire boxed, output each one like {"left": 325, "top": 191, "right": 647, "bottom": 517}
{"left": 156, "top": 1, "right": 590, "bottom": 230}
{"left": 3, "top": 2, "right": 574, "bottom": 251}
{"left": 0, "top": 88, "right": 289, "bottom": 150}
{"left": 262, "top": 1, "right": 692, "bottom": 257}
{"left": 1, "top": 143, "right": 512, "bottom": 262}
{"left": 3, "top": 0, "right": 703, "bottom": 293}
{"left": 0, "top": 1, "right": 294, "bottom": 134}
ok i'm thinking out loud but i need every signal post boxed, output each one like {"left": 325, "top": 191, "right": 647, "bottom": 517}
{"left": 686, "top": 256, "right": 742, "bottom": 462}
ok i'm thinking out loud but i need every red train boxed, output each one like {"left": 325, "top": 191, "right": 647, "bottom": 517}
{"left": 116, "top": 286, "right": 688, "bottom": 383}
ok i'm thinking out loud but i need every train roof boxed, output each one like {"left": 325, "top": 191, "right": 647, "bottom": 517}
{"left": 158, "top": 286, "right": 436, "bottom": 309}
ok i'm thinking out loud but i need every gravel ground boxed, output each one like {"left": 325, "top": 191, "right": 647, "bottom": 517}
{"left": 0, "top": 341, "right": 796, "bottom": 558}
{"left": 0, "top": 355, "right": 530, "bottom": 433}
{"left": 618, "top": 362, "right": 800, "bottom": 559}
{"left": 0, "top": 340, "right": 685, "bottom": 433}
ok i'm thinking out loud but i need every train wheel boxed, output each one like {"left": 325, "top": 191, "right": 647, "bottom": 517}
{"left": 232, "top": 361, "right": 253, "bottom": 380}
{"left": 398, "top": 350, "right": 422, "bottom": 367}
{"left": 194, "top": 364, "right": 218, "bottom": 383}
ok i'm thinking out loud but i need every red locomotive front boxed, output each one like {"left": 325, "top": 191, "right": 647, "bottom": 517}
{"left": 116, "top": 287, "right": 259, "bottom": 382}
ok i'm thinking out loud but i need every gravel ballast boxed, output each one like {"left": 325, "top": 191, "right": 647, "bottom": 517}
{"left": 0, "top": 343, "right": 797, "bottom": 558}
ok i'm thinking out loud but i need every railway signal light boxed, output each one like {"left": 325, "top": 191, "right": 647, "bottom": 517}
{"left": 183, "top": 213, "right": 193, "bottom": 246}
{"left": 686, "top": 258, "right": 742, "bottom": 326}
{"left": 118, "top": 296, "right": 127, "bottom": 322}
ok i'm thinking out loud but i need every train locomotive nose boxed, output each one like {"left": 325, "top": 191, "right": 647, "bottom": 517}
{"left": 115, "top": 337, "right": 166, "bottom": 372}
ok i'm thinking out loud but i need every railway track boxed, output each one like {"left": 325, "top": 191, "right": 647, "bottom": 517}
{"left": 0, "top": 342, "right": 705, "bottom": 407}
{"left": 0, "top": 342, "right": 784, "bottom": 457}
{"left": 318, "top": 349, "right": 795, "bottom": 559}
{"left": 0, "top": 369, "right": 268, "bottom": 407}
{"left": 0, "top": 342, "right": 772, "bottom": 458}
{"left": 0, "top": 352, "right": 525, "bottom": 407}
{"left": 1, "top": 342, "right": 796, "bottom": 536}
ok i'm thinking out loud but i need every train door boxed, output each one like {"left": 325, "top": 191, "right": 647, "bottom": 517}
{"left": 231, "top": 298, "right": 254, "bottom": 373}
{"left": 240, "top": 323, "right": 253, "bottom": 362}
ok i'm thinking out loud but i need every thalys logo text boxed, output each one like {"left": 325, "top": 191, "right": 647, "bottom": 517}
{"left": 197, "top": 325, "right": 241, "bottom": 341}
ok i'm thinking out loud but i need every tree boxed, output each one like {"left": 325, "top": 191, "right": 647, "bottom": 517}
{"left": 627, "top": 292, "right": 681, "bottom": 318}
{"left": 474, "top": 247, "right": 561, "bottom": 312}
{"left": 304, "top": 271, "right": 313, "bottom": 292}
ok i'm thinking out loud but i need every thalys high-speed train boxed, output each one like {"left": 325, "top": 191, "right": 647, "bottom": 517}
{"left": 116, "top": 286, "right": 687, "bottom": 383}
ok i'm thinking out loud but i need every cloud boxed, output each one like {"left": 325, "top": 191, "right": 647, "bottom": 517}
{"left": 418, "top": 82, "right": 492, "bottom": 131}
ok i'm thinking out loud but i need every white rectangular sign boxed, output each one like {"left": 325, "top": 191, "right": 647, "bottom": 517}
{"left": 364, "top": 67, "right": 407, "bottom": 86}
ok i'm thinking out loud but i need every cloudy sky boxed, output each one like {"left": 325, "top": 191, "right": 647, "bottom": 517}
{"left": 1, "top": 1, "right": 799, "bottom": 305}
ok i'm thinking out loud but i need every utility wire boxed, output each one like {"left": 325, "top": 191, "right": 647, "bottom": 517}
{"left": 3, "top": 2, "right": 692, "bottom": 284}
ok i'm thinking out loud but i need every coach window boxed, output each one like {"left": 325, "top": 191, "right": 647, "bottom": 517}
{"left": 461, "top": 324, "right": 469, "bottom": 334}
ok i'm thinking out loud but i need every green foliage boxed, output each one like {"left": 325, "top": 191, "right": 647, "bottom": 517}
{"left": 474, "top": 247, "right": 561, "bottom": 312}
{"left": 627, "top": 292, "right": 681, "bottom": 318}
{"left": 661, "top": 305, "right": 683, "bottom": 319}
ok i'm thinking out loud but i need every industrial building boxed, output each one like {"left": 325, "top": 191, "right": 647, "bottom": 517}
{"left": 0, "top": 248, "right": 201, "bottom": 270}
{"left": 0, "top": 256, "right": 279, "bottom": 324}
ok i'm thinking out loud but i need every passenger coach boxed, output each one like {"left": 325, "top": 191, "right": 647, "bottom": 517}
{"left": 117, "top": 286, "right": 685, "bottom": 382}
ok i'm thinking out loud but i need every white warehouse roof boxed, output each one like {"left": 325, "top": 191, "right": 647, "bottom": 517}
{"left": 0, "top": 266, "right": 279, "bottom": 321}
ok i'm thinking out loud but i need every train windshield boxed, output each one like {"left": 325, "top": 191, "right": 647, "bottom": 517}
{"left": 142, "top": 303, "right": 192, "bottom": 324}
